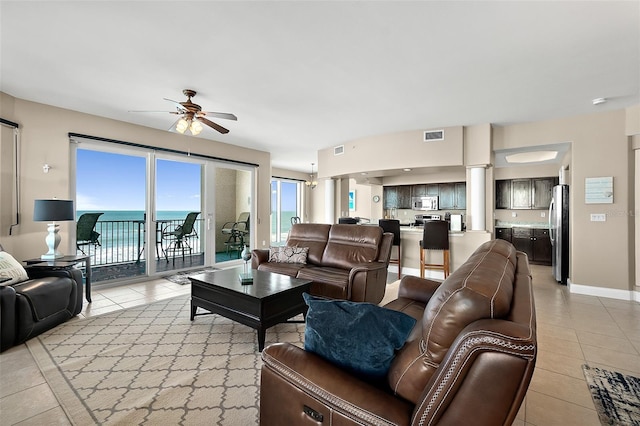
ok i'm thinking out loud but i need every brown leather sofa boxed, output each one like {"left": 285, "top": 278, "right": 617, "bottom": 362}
{"left": 0, "top": 245, "right": 83, "bottom": 352}
{"left": 252, "top": 223, "right": 393, "bottom": 304}
{"left": 260, "top": 239, "right": 537, "bottom": 426}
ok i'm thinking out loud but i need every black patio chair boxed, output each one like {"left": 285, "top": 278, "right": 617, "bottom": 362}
{"left": 161, "top": 212, "right": 200, "bottom": 263}
{"left": 76, "top": 212, "right": 104, "bottom": 255}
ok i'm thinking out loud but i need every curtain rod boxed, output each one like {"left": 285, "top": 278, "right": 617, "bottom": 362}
{"left": 1, "top": 118, "right": 19, "bottom": 128}
{"left": 68, "top": 133, "right": 259, "bottom": 168}
{"left": 272, "top": 175, "right": 306, "bottom": 183}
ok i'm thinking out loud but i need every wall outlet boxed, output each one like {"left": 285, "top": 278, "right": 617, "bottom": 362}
{"left": 262, "top": 240, "right": 266, "bottom": 246}
{"left": 590, "top": 214, "right": 606, "bottom": 222}
{"left": 511, "top": 212, "right": 517, "bottom": 218}
{"left": 540, "top": 212, "right": 545, "bottom": 218}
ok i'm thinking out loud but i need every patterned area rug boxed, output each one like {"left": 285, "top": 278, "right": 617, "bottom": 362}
{"left": 27, "top": 295, "right": 305, "bottom": 425}
{"left": 583, "top": 364, "right": 640, "bottom": 425}
{"left": 163, "top": 268, "right": 219, "bottom": 285}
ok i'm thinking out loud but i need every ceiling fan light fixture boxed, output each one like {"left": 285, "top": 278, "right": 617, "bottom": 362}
{"left": 175, "top": 118, "right": 189, "bottom": 134}
{"left": 190, "top": 119, "right": 203, "bottom": 135}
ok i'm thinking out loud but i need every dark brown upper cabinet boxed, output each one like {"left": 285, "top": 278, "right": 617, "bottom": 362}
{"left": 496, "top": 177, "right": 558, "bottom": 210}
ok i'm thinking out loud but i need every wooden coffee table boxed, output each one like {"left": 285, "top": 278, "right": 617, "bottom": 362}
{"left": 189, "top": 267, "right": 312, "bottom": 351}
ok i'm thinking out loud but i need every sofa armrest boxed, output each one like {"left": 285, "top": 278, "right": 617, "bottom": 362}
{"left": 0, "top": 285, "right": 17, "bottom": 352}
{"left": 261, "top": 343, "right": 413, "bottom": 426}
{"left": 415, "top": 319, "right": 536, "bottom": 426}
{"left": 348, "top": 261, "right": 389, "bottom": 303}
{"left": 397, "top": 275, "right": 442, "bottom": 304}
{"left": 25, "top": 267, "right": 83, "bottom": 315}
{"left": 251, "top": 249, "right": 270, "bottom": 269}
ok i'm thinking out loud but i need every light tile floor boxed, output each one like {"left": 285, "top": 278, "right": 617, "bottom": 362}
{"left": 1, "top": 265, "right": 639, "bottom": 425}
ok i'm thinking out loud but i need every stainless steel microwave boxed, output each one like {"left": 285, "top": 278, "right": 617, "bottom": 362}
{"left": 412, "top": 196, "right": 439, "bottom": 211}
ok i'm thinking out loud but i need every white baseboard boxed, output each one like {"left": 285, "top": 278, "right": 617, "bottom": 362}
{"left": 569, "top": 280, "right": 640, "bottom": 302}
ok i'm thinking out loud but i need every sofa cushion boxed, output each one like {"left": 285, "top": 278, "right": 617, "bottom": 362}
{"left": 388, "top": 239, "right": 517, "bottom": 403}
{"left": 320, "top": 224, "right": 382, "bottom": 270}
{"left": 0, "top": 252, "right": 29, "bottom": 285}
{"left": 256, "top": 262, "right": 306, "bottom": 278}
{"left": 269, "top": 246, "right": 309, "bottom": 264}
{"left": 303, "top": 293, "right": 416, "bottom": 380}
{"left": 286, "top": 224, "right": 331, "bottom": 265}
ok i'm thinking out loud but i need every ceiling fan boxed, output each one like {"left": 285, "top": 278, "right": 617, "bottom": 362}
{"left": 131, "top": 89, "right": 237, "bottom": 135}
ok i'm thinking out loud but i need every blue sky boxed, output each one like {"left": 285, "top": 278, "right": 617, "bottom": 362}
{"left": 77, "top": 150, "right": 201, "bottom": 211}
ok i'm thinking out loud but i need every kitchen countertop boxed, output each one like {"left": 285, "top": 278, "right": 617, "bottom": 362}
{"left": 495, "top": 222, "right": 548, "bottom": 229}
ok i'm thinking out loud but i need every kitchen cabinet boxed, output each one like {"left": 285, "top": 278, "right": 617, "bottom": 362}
{"left": 495, "top": 180, "right": 511, "bottom": 209}
{"left": 383, "top": 186, "right": 397, "bottom": 209}
{"left": 511, "top": 179, "right": 533, "bottom": 209}
{"left": 397, "top": 186, "right": 412, "bottom": 209}
{"left": 495, "top": 227, "right": 512, "bottom": 242}
{"left": 439, "top": 182, "right": 466, "bottom": 210}
{"left": 384, "top": 185, "right": 411, "bottom": 209}
{"left": 511, "top": 227, "right": 551, "bottom": 265}
{"left": 533, "top": 178, "right": 556, "bottom": 209}
{"left": 496, "top": 177, "right": 558, "bottom": 210}
{"left": 412, "top": 184, "right": 426, "bottom": 198}
{"left": 532, "top": 228, "right": 552, "bottom": 264}
{"left": 411, "top": 183, "right": 440, "bottom": 198}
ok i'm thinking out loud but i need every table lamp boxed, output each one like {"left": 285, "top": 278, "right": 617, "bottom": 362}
{"left": 33, "top": 199, "right": 75, "bottom": 259}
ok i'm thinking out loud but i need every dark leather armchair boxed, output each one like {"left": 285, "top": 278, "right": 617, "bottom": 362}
{"left": 260, "top": 239, "right": 536, "bottom": 425}
{"left": 0, "top": 245, "right": 83, "bottom": 352}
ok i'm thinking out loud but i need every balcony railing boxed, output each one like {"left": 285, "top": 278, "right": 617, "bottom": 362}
{"left": 79, "top": 218, "right": 203, "bottom": 266}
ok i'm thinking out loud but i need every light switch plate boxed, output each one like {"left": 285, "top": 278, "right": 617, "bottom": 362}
{"left": 590, "top": 214, "right": 606, "bottom": 222}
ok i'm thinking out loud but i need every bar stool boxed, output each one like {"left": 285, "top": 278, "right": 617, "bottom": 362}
{"left": 419, "top": 220, "right": 450, "bottom": 279}
{"left": 379, "top": 219, "right": 401, "bottom": 279}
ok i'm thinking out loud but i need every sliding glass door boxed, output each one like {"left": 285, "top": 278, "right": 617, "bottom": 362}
{"left": 73, "top": 137, "right": 255, "bottom": 283}
{"left": 154, "top": 157, "right": 204, "bottom": 273}
{"left": 75, "top": 147, "right": 148, "bottom": 281}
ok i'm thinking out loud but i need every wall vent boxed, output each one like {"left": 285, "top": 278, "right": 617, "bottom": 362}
{"left": 423, "top": 130, "right": 444, "bottom": 142}
{"left": 334, "top": 145, "right": 345, "bottom": 155}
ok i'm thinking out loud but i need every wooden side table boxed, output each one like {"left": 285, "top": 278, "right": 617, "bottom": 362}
{"left": 24, "top": 255, "right": 92, "bottom": 302}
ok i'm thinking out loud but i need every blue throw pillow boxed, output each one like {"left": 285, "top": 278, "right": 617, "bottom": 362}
{"left": 302, "top": 293, "right": 417, "bottom": 380}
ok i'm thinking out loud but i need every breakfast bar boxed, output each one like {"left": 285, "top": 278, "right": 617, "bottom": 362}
{"left": 392, "top": 226, "right": 492, "bottom": 278}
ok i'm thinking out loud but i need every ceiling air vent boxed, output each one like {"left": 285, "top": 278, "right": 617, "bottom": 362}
{"left": 423, "top": 130, "right": 444, "bottom": 142}
{"left": 334, "top": 145, "right": 345, "bottom": 155}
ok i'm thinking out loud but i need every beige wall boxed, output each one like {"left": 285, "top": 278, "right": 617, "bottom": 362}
{"left": 0, "top": 92, "right": 272, "bottom": 259}
{"left": 318, "top": 126, "right": 464, "bottom": 178}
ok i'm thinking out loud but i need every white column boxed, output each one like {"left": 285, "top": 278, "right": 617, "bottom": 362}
{"left": 325, "top": 179, "right": 335, "bottom": 224}
{"left": 470, "top": 167, "right": 486, "bottom": 231}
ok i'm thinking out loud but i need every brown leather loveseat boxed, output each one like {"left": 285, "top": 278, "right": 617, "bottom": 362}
{"left": 252, "top": 223, "right": 393, "bottom": 304}
{"left": 260, "top": 239, "right": 537, "bottom": 425}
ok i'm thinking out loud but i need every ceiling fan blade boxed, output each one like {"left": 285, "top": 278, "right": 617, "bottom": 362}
{"left": 198, "top": 117, "right": 229, "bottom": 134}
{"left": 163, "top": 98, "right": 187, "bottom": 111}
{"left": 128, "top": 110, "right": 178, "bottom": 113}
{"left": 200, "top": 112, "right": 238, "bottom": 121}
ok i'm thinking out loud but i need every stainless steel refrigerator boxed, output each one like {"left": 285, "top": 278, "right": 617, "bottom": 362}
{"left": 549, "top": 184, "right": 569, "bottom": 284}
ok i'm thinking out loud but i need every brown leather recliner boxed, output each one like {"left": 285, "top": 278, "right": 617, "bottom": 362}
{"left": 260, "top": 239, "right": 537, "bottom": 426}
{"left": 0, "top": 245, "right": 83, "bottom": 352}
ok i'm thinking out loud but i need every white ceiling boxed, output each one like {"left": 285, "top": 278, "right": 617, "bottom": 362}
{"left": 1, "top": 1, "right": 638, "bottom": 173}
